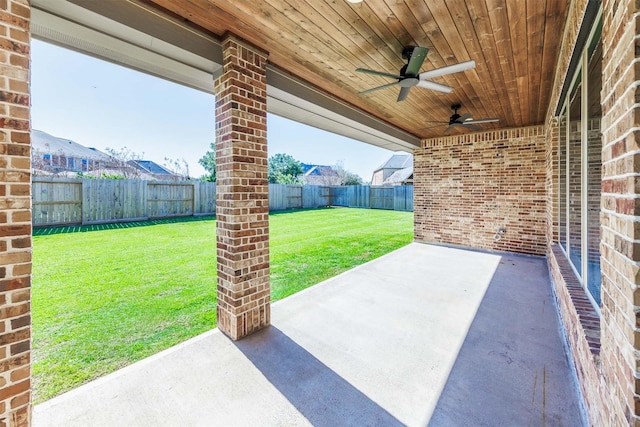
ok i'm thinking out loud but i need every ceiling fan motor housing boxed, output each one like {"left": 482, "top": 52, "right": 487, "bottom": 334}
{"left": 399, "top": 77, "right": 419, "bottom": 87}
{"left": 450, "top": 104, "right": 462, "bottom": 124}
{"left": 402, "top": 46, "right": 417, "bottom": 60}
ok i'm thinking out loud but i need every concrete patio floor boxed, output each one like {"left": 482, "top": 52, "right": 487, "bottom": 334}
{"left": 34, "top": 242, "right": 585, "bottom": 426}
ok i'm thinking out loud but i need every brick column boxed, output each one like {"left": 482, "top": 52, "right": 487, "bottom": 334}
{"left": 0, "top": 0, "right": 31, "bottom": 425}
{"left": 600, "top": 0, "right": 640, "bottom": 423}
{"left": 214, "top": 35, "right": 269, "bottom": 340}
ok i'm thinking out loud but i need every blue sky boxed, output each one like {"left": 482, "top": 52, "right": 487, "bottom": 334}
{"left": 31, "top": 39, "right": 397, "bottom": 182}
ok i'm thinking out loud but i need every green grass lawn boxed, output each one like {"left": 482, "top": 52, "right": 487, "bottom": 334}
{"left": 33, "top": 207, "right": 413, "bottom": 403}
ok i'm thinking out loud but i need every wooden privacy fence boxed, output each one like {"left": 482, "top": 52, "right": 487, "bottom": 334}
{"left": 33, "top": 178, "right": 216, "bottom": 226}
{"left": 32, "top": 177, "right": 413, "bottom": 226}
{"left": 330, "top": 185, "right": 414, "bottom": 211}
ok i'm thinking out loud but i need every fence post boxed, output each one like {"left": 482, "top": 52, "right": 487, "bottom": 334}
{"left": 143, "top": 180, "right": 149, "bottom": 219}
{"left": 190, "top": 181, "right": 196, "bottom": 216}
{"left": 81, "top": 179, "right": 89, "bottom": 225}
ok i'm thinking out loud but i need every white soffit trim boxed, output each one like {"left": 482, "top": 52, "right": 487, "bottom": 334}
{"left": 31, "top": 0, "right": 221, "bottom": 94}
{"left": 267, "top": 67, "right": 419, "bottom": 151}
{"left": 31, "top": 0, "right": 419, "bottom": 151}
{"left": 268, "top": 86, "right": 417, "bottom": 152}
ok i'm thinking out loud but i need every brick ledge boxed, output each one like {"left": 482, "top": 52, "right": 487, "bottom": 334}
{"left": 550, "top": 244, "right": 601, "bottom": 356}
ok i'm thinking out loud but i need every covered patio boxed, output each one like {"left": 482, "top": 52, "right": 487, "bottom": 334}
{"left": 1, "top": 0, "right": 638, "bottom": 425}
{"left": 33, "top": 243, "right": 584, "bottom": 426}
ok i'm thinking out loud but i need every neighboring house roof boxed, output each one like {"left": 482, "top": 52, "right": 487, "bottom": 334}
{"left": 300, "top": 163, "right": 341, "bottom": 185}
{"left": 373, "top": 153, "right": 413, "bottom": 172}
{"left": 127, "top": 160, "right": 178, "bottom": 178}
{"left": 31, "top": 129, "right": 113, "bottom": 162}
{"left": 382, "top": 166, "right": 413, "bottom": 185}
{"left": 371, "top": 153, "right": 413, "bottom": 185}
{"left": 31, "top": 130, "right": 180, "bottom": 180}
{"left": 301, "top": 163, "right": 339, "bottom": 178}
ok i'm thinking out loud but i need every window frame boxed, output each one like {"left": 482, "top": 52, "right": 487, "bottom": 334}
{"left": 557, "top": 7, "right": 602, "bottom": 312}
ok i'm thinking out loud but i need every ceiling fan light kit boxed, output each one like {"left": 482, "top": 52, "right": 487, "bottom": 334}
{"left": 356, "top": 46, "right": 475, "bottom": 102}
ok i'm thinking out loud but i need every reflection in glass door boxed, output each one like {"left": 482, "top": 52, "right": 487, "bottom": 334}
{"left": 568, "top": 72, "right": 582, "bottom": 277}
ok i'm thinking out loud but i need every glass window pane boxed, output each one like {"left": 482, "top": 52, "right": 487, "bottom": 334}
{"left": 568, "top": 73, "right": 582, "bottom": 277}
{"left": 587, "top": 37, "right": 602, "bottom": 305}
{"left": 559, "top": 111, "right": 567, "bottom": 252}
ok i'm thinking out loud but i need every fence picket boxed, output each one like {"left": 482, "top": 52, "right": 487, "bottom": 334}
{"left": 370, "top": 187, "right": 394, "bottom": 210}
{"left": 331, "top": 187, "right": 349, "bottom": 206}
{"left": 193, "top": 181, "right": 216, "bottom": 215}
{"left": 302, "top": 185, "right": 326, "bottom": 208}
{"left": 32, "top": 178, "right": 81, "bottom": 226}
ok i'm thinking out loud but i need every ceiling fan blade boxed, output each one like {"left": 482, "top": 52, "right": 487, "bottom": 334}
{"left": 464, "top": 124, "right": 482, "bottom": 131}
{"left": 419, "top": 60, "right": 476, "bottom": 79}
{"left": 359, "top": 81, "right": 400, "bottom": 95}
{"left": 416, "top": 79, "right": 453, "bottom": 93}
{"left": 465, "top": 118, "right": 499, "bottom": 124}
{"left": 405, "top": 46, "right": 428, "bottom": 75}
{"left": 355, "top": 68, "right": 402, "bottom": 79}
{"left": 421, "top": 124, "right": 446, "bottom": 130}
{"left": 444, "top": 125, "right": 456, "bottom": 134}
{"left": 457, "top": 113, "right": 472, "bottom": 123}
{"left": 397, "top": 86, "right": 412, "bottom": 102}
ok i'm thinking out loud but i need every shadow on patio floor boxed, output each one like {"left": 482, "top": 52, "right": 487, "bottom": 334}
{"left": 234, "top": 326, "right": 402, "bottom": 426}
{"left": 429, "top": 253, "right": 585, "bottom": 426}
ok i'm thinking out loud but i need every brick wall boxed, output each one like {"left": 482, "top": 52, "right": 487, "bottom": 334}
{"left": 0, "top": 0, "right": 31, "bottom": 425}
{"left": 543, "top": 0, "right": 640, "bottom": 424}
{"left": 414, "top": 126, "right": 546, "bottom": 256}
{"left": 599, "top": 0, "right": 640, "bottom": 423}
{"left": 214, "top": 35, "right": 270, "bottom": 341}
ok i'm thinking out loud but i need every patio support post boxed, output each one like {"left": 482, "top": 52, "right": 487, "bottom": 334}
{"left": 213, "top": 34, "right": 270, "bottom": 340}
{"left": 0, "top": 0, "right": 32, "bottom": 425}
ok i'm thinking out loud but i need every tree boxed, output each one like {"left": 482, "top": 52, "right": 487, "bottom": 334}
{"left": 268, "top": 153, "right": 304, "bottom": 184}
{"left": 104, "top": 146, "right": 144, "bottom": 178}
{"left": 334, "top": 161, "right": 363, "bottom": 186}
{"left": 163, "top": 157, "right": 190, "bottom": 181}
{"left": 198, "top": 143, "right": 216, "bottom": 182}
{"left": 342, "top": 171, "right": 363, "bottom": 186}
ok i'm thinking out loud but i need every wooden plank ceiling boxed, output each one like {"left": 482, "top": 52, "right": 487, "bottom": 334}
{"left": 144, "top": 0, "right": 568, "bottom": 139}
